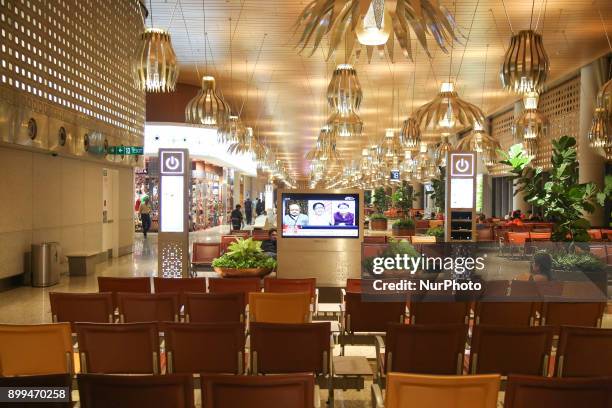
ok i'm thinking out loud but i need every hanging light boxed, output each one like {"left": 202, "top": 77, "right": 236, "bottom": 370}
{"left": 185, "top": 76, "right": 230, "bottom": 128}
{"left": 416, "top": 82, "right": 485, "bottom": 137}
{"left": 435, "top": 136, "right": 453, "bottom": 167}
{"left": 400, "top": 117, "right": 421, "bottom": 150}
{"left": 133, "top": 28, "right": 179, "bottom": 92}
{"left": 306, "top": 125, "right": 340, "bottom": 162}
{"left": 218, "top": 114, "right": 245, "bottom": 144}
{"left": 514, "top": 92, "right": 548, "bottom": 141}
{"left": 588, "top": 101, "right": 609, "bottom": 149}
{"left": 456, "top": 122, "right": 502, "bottom": 166}
{"left": 326, "top": 64, "right": 363, "bottom": 137}
{"left": 355, "top": 0, "right": 392, "bottom": 46}
{"left": 500, "top": 30, "right": 550, "bottom": 94}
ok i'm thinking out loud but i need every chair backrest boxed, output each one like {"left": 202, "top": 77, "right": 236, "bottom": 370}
{"left": 78, "top": 373, "right": 194, "bottom": 408}
{"left": 208, "top": 277, "right": 261, "bottom": 305}
{"left": 191, "top": 243, "right": 221, "bottom": 265}
{"left": 345, "top": 278, "right": 363, "bottom": 293}
{"left": 76, "top": 322, "right": 160, "bottom": 374}
{"left": 505, "top": 375, "right": 612, "bottom": 408}
{"left": 200, "top": 374, "right": 315, "bottom": 408}
{"left": 529, "top": 232, "right": 551, "bottom": 241}
{"left": 470, "top": 325, "right": 554, "bottom": 376}
{"left": 251, "top": 229, "right": 270, "bottom": 241}
{"left": 429, "top": 220, "right": 444, "bottom": 228}
{"left": 555, "top": 326, "right": 612, "bottom": 377}
{"left": 384, "top": 373, "right": 500, "bottom": 408}
{"left": 541, "top": 302, "right": 605, "bottom": 332}
{"left": 384, "top": 323, "right": 467, "bottom": 375}
{"left": 220, "top": 235, "right": 241, "bottom": 253}
{"left": 184, "top": 292, "right": 245, "bottom": 323}
{"left": 164, "top": 322, "right": 245, "bottom": 374}
{"left": 153, "top": 277, "right": 206, "bottom": 294}
{"left": 474, "top": 302, "right": 537, "bottom": 326}
{"left": 0, "top": 374, "right": 72, "bottom": 408}
{"left": 344, "top": 292, "right": 405, "bottom": 332}
{"left": 0, "top": 323, "right": 72, "bottom": 376}
{"left": 49, "top": 292, "right": 114, "bottom": 328}
{"left": 249, "top": 292, "right": 311, "bottom": 324}
{"left": 364, "top": 235, "right": 387, "bottom": 244}
{"left": 263, "top": 278, "right": 316, "bottom": 300}
{"left": 411, "top": 235, "right": 437, "bottom": 244}
{"left": 97, "top": 277, "right": 151, "bottom": 308}
{"left": 415, "top": 220, "right": 430, "bottom": 229}
{"left": 588, "top": 229, "right": 603, "bottom": 241}
{"left": 508, "top": 232, "right": 530, "bottom": 245}
{"left": 477, "top": 227, "right": 494, "bottom": 241}
{"left": 408, "top": 301, "right": 470, "bottom": 325}
{"left": 509, "top": 280, "right": 541, "bottom": 299}
{"left": 481, "top": 280, "right": 510, "bottom": 298}
{"left": 250, "top": 322, "right": 331, "bottom": 375}
{"left": 117, "top": 292, "right": 180, "bottom": 323}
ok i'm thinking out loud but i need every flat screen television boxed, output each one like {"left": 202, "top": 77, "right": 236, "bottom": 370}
{"left": 280, "top": 192, "right": 360, "bottom": 238}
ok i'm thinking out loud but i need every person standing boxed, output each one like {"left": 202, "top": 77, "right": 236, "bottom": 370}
{"left": 230, "top": 204, "right": 244, "bottom": 231}
{"left": 244, "top": 198, "right": 253, "bottom": 225}
{"left": 139, "top": 197, "right": 152, "bottom": 239}
{"left": 255, "top": 198, "right": 264, "bottom": 216}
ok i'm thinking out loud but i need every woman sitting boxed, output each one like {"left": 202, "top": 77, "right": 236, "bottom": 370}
{"left": 515, "top": 251, "right": 552, "bottom": 282}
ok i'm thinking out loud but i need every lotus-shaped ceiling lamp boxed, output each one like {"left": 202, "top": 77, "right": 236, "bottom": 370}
{"left": 513, "top": 92, "right": 548, "bottom": 141}
{"left": 133, "top": 28, "right": 179, "bottom": 92}
{"left": 500, "top": 30, "right": 550, "bottom": 94}
{"left": 185, "top": 76, "right": 230, "bottom": 128}
{"left": 400, "top": 116, "right": 421, "bottom": 150}
{"left": 326, "top": 64, "right": 363, "bottom": 137}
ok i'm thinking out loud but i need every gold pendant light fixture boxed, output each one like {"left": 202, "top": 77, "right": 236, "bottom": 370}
{"left": 326, "top": 64, "right": 363, "bottom": 137}
{"left": 500, "top": 30, "right": 549, "bottom": 94}
{"left": 294, "top": 0, "right": 463, "bottom": 62}
{"left": 306, "top": 125, "right": 341, "bottom": 162}
{"left": 218, "top": 115, "right": 246, "bottom": 144}
{"left": 133, "top": 2, "right": 179, "bottom": 92}
{"left": 513, "top": 91, "right": 548, "bottom": 142}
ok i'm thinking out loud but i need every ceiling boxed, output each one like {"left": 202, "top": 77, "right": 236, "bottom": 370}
{"left": 144, "top": 0, "right": 612, "bottom": 179}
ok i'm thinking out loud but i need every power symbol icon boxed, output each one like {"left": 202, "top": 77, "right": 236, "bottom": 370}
{"left": 165, "top": 156, "right": 180, "bottom": 171}
{"left": 455, "top": 158, "right": 470, "bottom": 173}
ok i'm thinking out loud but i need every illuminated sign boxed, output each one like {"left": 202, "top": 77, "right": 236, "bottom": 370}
{"left": 160, "top": 176, "right": 184, "bottom": 232}
{"left": 390, "top": 170, "right": 400, "bottom": 181}
{"left": 107, "top": 145, "right": 144, "bottom": 155}
{"left": 449, "top": 153, "right": 475, "bottom": 209}
{"left": 160, "top": 151, "right": 185, "bottom": 175}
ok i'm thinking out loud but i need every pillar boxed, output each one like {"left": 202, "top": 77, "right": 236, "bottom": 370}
{"left": 512, "top": 100, "right": 531, "bottom": 214}
{"left": 578, "top": 60, "right": 607, "bottom": 226}
{"left": 411, "top": 181, "right": 424, "bottom": 209}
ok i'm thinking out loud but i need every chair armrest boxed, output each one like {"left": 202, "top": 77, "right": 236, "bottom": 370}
{"left": 341, "top": 288, "right": 347, "bottom": 303}
{"left": 314, "top": 385, "right": 321, "bottom": 408}
{"left": 374, "top": 335, "right": 385, "bottom": 379}
{"left": 314, "top": 288, "right": 319, "bottom": 315}
{"left": 371, "top": 383, "right": 384, "bottom": 408}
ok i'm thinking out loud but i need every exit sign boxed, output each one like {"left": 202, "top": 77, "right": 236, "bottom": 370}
{"left": 107, "top": 145, "right": 144, "bottom": 155}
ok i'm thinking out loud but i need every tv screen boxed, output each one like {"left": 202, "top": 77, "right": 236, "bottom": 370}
{"left": 281, "top": 192, "right": 360, "bottom": 238}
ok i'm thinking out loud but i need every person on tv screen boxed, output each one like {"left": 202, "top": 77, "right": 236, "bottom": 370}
{"left": 283, "top": 201, "right": 309, "bottom": 228}
{"left": 333, "top": 202, "right": 354, "bottom": 226}
{"left": 309, "top": 202, "right": 331, "bottom": 226}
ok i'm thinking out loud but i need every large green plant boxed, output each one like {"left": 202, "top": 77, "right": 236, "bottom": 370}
{"left": 500, "top": 136, "right": 610, "bottom": 242}
{"left": 373, "top": 187, "right": 390, "bottom": 214}
{"left": 426, "top": 167, "right": 445, "bottom": 212}
{"left": 212, "top": 238, "right": 277, "bottom": 269}
{"left": 391, "top": 181, "right": 420, "bottom": 218}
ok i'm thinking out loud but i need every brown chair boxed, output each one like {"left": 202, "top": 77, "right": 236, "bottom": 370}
{"left": 481, "top": 280, "right": 510, "bottom": 298}
{"left": 76, "top": 322, "right": 160, "bottom": 374}
{"left": 220, "top": 235, "right": 241, "bottom": 254}
{"left": 408, "top": 300, "right": 470, "bottom": 325}
{"left": 249, "top": 292, "right": 311, "bottom": 324}
{"left": 372, "top": 373, "right": 500, "bottom": 408}
{"left": 165, "top": 322, "right": 245, "bottom": 374}
{"left": 117, "top": 292, "right": 180, "bottom": 323}
{"left": 208, "top": 277, "right": 261, "bottom": 305}
{"left": 505, "top": 375, "right": 612, "bottom": 408}
{"left": 476, "top": 226, "right": 495, "bottom": 242}
{"left": 470, "top": 325, "right": 554, "bottom": 376}
{"left": 97, "top": 277, "right": 151, "bottom": 308}
{"left": 364, "top": 236, "right": 387, "bottom": 244}
{"left": 191, "top": 243, "right": 220, "bottom": 268}
{"left": 153, "top": 277, "right": 207, "bottom": 294}
{"left": 0, "top": 323, "right": 73, "bottom": 376}
{"left": 588, "top": 229, "right": 603, "bottom": 241}
{"left": 509, "top": 280, "right": 541, "bottom": 300}
{"left": 263, "top": 278, "right": 317, "bottom": 303}
{"left": 49, "top": 292, "right": 114, "bottom": 329}
{"left": 78, "top": 373, "right": 194, "bottom": 408}
{"left": 474, "top": 301, "right": 538, "bottom": 326}
{"left": 411, "top": 235, "right": 437, "bottom": 244}
{"left": 345, "top": 278, "right": 363, "bottom": 293}
{"left": 379, "top": 323, "right": 467, "bottom": 378}
{"left": 555, "top": 326, "right": 612, "bottom": 377}
{"left": 251, "top": 229, "right": 270, "bottom": 241}
{"left": 184, "top": 292, "right": 245, "bottom": 323}
{"left": 540, "top": 302, "right": 605, "bottom": 333}
{"left": 0, "top": 374, "right": 72, "bottom": 407}
{"left": 201, "top": 373, "right": 315, "bottom": 408}
{"left": 250, "top": 322, "right": 331, "bottom": 377}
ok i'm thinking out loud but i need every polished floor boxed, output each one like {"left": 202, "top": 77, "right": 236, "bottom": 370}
{"left": 0, "top": 228, "right": 610, "bottom": 407}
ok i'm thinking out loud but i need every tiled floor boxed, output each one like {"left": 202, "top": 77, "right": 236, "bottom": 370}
{"left": 1, "top": 229, "right": 610, "bottom": 407}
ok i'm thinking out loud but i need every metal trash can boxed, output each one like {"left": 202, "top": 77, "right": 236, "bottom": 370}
{"left": 31, "top": 242, "right": 60, "bottom": 287}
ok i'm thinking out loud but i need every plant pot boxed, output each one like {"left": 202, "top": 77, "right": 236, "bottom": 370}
{"left": 392, "top": 227, "right": 415, "bottom": 236}
{"left": 214, "top": 267, "right": 273, "bottom": 278}
{"left": 370, "top": 219, "right": 388, "bottom": 231}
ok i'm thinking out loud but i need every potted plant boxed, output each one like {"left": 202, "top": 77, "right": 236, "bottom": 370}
{"left": 392, "top": 218, "right": 415, "bottom": 236}
{"left": 426, "top": 226, "right": 445, "bottom": 242}
{"left": 212, "top": 237, "right": 277, "bottom": 278}
{"left": 371, "top": 187, "right": 390, "bottom": 230}
{"left": 426, "top": 167, "right": 445, "bottom": 213}
{"left": 550, "top": 250, "right": 608, "bottom": 295}
{"left": 391, "top": 181, "right": 419, "bottom": 218}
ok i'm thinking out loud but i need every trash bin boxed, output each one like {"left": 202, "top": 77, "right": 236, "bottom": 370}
{"left": 31, "top": 242, "right": 60, "bottom": 287}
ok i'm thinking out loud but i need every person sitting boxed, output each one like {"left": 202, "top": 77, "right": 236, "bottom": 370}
{"left": 478, "top": 213, "right": 486, "bottom": 223}
{"left": 515, "top": 251, "right": 552, "bottom": 282}
{"left": 261, "top": 228, "right": 277, "bottom": 258}
{"left": 506, "top": 210, "right": 524, "bottom": 226}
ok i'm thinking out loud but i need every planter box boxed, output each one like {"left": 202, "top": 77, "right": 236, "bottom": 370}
{"left": 214, "top": 267, "right": 273, "bottom": 278}
{"left": 392, "top": 227, "right": 415, "bottom": 237}
{"left": 370, "top": 219, "right": 388, "bottom": 231}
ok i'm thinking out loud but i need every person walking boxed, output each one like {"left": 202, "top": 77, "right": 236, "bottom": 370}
{"left": 139, "top": 196, "right": 152, "bottom": 239}
{"left": 255, "top": 198, "right": 264, "bottom": 216}
{"left": 230, "top": 204, "right": 244, "bottom": 231}
{"left": 244, "top": 198, "right": 253, "bottom": 225}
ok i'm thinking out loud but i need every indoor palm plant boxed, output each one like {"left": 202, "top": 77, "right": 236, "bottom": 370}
{"left": 370, "top": 187, "right": 390, "bottom": 230}
{"left": 212, "top": 237, "right": 277, "bottom": 277}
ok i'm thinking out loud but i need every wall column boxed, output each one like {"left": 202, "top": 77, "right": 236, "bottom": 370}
{"left": 578, "top": 60, "right": 607, "bottom": 226}
{"left": 512, "top": 101, "right": 531, "bottom": 214}
{"left": 411, "top": 181, "right": 424, "bottom": 209}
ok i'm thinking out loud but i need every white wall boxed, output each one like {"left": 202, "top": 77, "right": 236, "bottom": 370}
{"left": 0, "top": 146, "right": 134, "bottom": 279}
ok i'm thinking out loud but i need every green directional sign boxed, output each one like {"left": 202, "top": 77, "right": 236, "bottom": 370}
{"left": 107, "top": 145, "right": 144, "bottom": 155}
